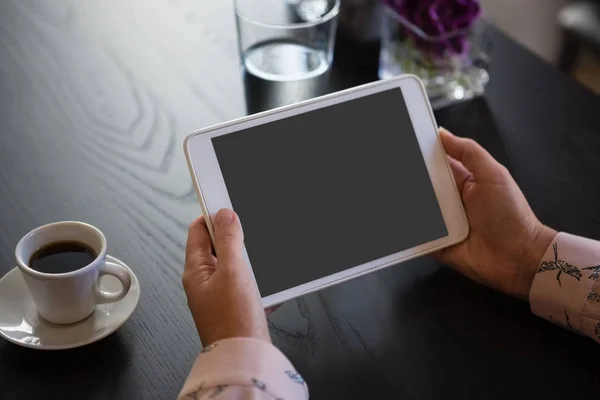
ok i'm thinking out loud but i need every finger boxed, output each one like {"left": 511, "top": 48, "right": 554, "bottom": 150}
{"left": 447, "top": 156, "right": 473, "bottom": 195}
{"left": 265, "top": 305, "right": 281, "bottom": 317}
{"left": 439, "top": 128, "right": 496, "bottom": 175}
{"left": 213, "top": 208, "right": 245, "bottom": 269}
{"left": 185, "top": 216, "right": 216, "bottom": 270}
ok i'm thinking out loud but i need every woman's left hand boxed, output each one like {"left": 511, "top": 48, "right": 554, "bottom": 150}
{"left": 183, "top": 209, "right": 270, "bottom": 345}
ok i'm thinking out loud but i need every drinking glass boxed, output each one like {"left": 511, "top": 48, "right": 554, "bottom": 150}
{"left": 235, "top": 0, "right": 340, "bottom": 82}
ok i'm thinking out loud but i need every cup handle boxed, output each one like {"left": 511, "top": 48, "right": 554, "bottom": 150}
{"left": 94, "top": 261, "right": 132, "bottom": 304}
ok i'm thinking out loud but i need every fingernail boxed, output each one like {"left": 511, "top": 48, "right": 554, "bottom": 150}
{"left": 216, "top": 209, "right": 234, "bottom": 226}
{"left": 439, "top": 126, "right": 452, "bottom": 136}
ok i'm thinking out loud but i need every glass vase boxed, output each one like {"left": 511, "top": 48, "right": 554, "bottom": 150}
{"left": 379, "top": 4, "right": 490, "bottom": 108}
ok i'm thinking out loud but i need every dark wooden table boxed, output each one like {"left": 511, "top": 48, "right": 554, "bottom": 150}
{"left": 1, "top": 1, "right": 599, "bottom": 399}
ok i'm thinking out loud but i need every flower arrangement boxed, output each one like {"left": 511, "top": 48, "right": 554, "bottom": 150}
{"left": 379, "top": 0, "right": 489, "bottom": 107}
{"left": 383, "top": 0, "right": 482, "bottom": 57}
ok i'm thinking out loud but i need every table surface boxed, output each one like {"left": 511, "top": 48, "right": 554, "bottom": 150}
{"left": 1, "top": 1, "right": 599, "bottom": 399}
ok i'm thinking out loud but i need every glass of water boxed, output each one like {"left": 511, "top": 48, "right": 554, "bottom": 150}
{"left": 235, "top": 0, "right": 340, "bottom": 82}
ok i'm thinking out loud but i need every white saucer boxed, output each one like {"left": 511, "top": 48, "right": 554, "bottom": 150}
{"left": 0, "top": 255, "right": 140, "bottom": 350}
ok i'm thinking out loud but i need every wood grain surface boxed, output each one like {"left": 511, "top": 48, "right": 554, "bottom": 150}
{"left": 0, "top": 1, "right": 599, "bottom": 399}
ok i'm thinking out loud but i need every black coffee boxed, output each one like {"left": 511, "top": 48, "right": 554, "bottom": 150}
{"left": 29, "top": 241, "right": 97, "bottom": 274}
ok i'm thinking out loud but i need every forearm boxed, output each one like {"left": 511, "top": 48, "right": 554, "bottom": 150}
{"left": 529, "top": 232, "right": 600, "bottom": 343}
{"left": 178, "top": 337, "right": 308, "bottom": 400}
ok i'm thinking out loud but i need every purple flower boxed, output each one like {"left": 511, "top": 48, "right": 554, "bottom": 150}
{"left": 384, "top": 0, "right": 482, "bottom": 56}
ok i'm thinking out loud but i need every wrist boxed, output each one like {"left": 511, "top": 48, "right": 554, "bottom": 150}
{"left": 514, "top": 223, "right": 557, "bottom": 300}
{"left": 199, "top": 328, "right": 271, "bottom": 347}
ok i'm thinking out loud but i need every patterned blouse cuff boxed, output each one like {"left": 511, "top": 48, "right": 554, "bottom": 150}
{"left": 529, "top": 232, "right": 600, "bottom": 343}
{"left": 178, "top": 337, "right": 308, "bottom": 400}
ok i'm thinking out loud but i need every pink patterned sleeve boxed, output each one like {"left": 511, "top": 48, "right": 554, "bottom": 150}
{"left": 529, "top": 232, "right": 600, "bottom": 343}
{"left": 178, "top": 337, "right": 308, "bottom": 400}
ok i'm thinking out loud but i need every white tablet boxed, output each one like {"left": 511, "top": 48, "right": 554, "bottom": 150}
{"left": 184, "top": 75, "right": 468, "bottom": 307}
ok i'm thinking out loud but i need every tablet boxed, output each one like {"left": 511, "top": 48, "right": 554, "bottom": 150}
{"left": 184, "top": 75, "right": 468, "bottom": 307}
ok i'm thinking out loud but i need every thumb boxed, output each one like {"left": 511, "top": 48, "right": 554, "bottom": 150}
{"left": 213, "top": 209, "right": 245, "bottom": 269}
{"left": 439, "top": 128, "right": 497, "bottom": 176}
{"left": 447, "top": 156, "right": 473, "bottom": 195}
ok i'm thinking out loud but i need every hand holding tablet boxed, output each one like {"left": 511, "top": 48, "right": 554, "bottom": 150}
{"left": 184, "top": 75, "right": 469, "bottom": 306}
{"left": 183, "top": 211, "right": 270, "bottom": 345}
{"left": 178, "top": 79, "right": 591, "bottom": 397}
{"left": 436, "top": 129, "right": 556, "bottom": 300}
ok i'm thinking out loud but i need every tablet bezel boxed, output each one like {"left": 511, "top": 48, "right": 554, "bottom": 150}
{"left": 184, "top": 75, "right": 469, "bottom": 307}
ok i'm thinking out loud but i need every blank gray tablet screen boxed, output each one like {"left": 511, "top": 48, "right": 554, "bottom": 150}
{"left": 212, "top": 88, "right": 447, "bottom": 297}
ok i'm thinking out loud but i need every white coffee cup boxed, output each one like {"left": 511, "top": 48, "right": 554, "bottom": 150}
{"left": 15, "top": 221, "right": 132, "bottom": 325}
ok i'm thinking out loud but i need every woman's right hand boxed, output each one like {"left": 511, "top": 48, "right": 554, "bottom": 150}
{"left": 435, "top": 128, "right": 557, "bottom": 300}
